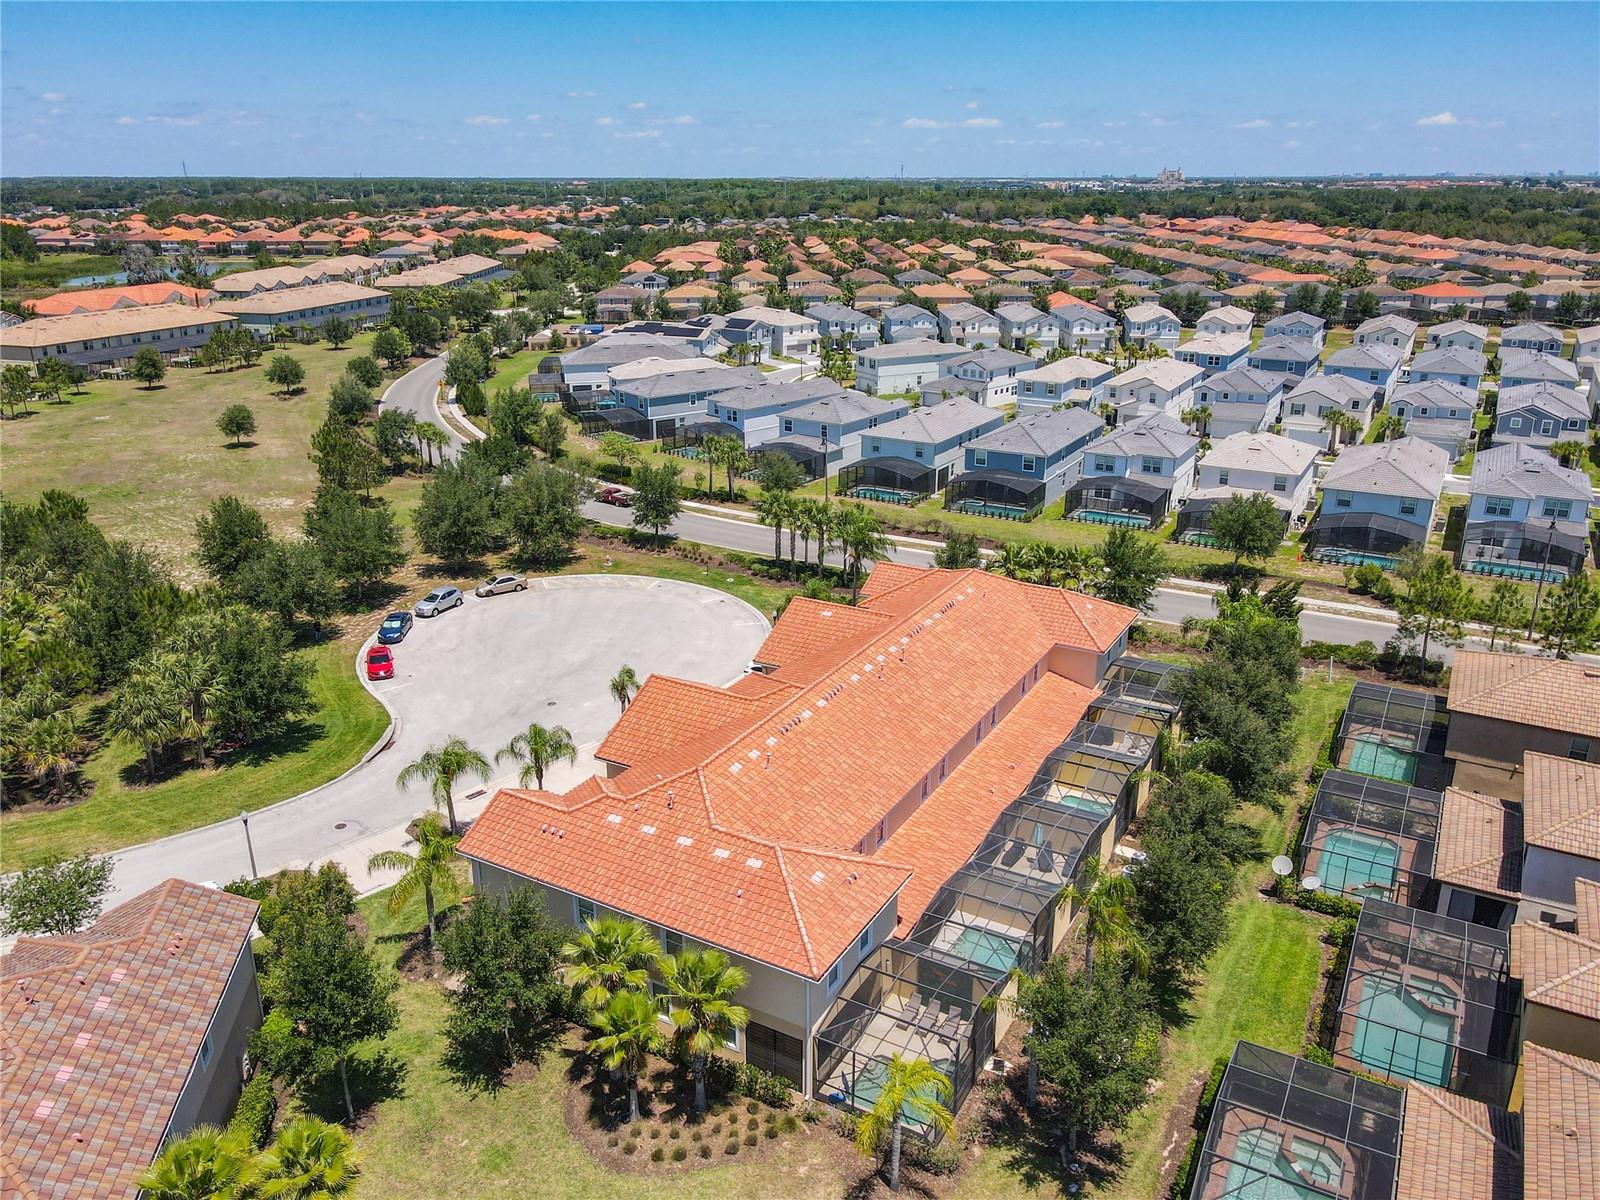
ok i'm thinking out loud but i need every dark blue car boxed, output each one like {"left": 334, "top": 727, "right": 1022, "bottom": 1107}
{"left": 377, "top": 611, "right": 413, "bottom": 644}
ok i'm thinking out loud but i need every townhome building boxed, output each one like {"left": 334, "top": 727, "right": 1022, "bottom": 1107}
{"left": 806, "top": 303, "right": 880, "bottom": 350}
{"left": 211, "top": 281, "right": 389, "bottom": 339}
{"left": 882, "top": 304, "right": 940, "bottom": 343}
{"left": 1492, "top": 382, "right": 1590, "bottom": 451}
{"left": 1499, "top": 322, "right": 1564, "bottom": 356}
{"left": 1121, "top": 302, "right": 1181, "bottom": 350}
{"left": 1459, "top": 443, "right": 1592, "bottom": 582}
{"left": 1174, "top": 332, "right": 1251, "bottom": 376}
{"left": 1195, "top": 367, "right": 1286, "bottom": 438}
{"left": 1500, "top": 350, "right": 1581, "bottom": 392}
{"left": 930, "top": 347, "right": 1034, "bottom": 408}
{"left": 1425, "top": 320, "right": 1489, "bottom": 353}
{"left": 1279, "top": 374, "right": 1379, "bottom": 452}
{"left": 0, "top": 303, "right": 238, "bottom": 367}
{"left": 1308, "top": 437, "right": 1449, "bottom": 563}
{"left": 759, "top": 390, "right": 911, "bottom": 476}
{"left": 946, "top": 407, "right": 1105, "bottom": 518}
{"left": 1064, "top": 414, "right": 1200, "bottom": 527}
{"left": 1353, "top": 314, "right": 1419, "bottom": 354}
{"left": 1408, "top": 345, "right": 1488, "bottom": 392}
{"left": 1014, "top": 357, "right": 1116, "bottom": 415}
{"left": 1388, "top": 380, "right": 1479, "bottom": 461}
{"left": 703, "top": 378, "right": 852, "bottom": 447}
{"left": 1246, "top": 335, "right": 1323, "bottom": 389}
{"left": 1195, "top": 304, "right": 1254, "bottom": 338}
{"left": 854, "top": 338, "right": 968, "bottom": 396}
{"left": 594, "top": 285, "right": 648, "bottom": 323}
{"left": 843, "top": 398, "right": 1006, "bottom": 496}
{"left": 1050, "top": 301, "right": 1118, "bottom": 353}
{"left": 937, "top": 302, "right": 1002, "bottom": 349}
{"left": 1179, "top": 432, "right": 1318, "bottom": 540}
{"left": 994, "top": 303, "right": 1060, "bottom": 352}
{"left": 724, "top": 306, "right": 821, "bottom": 358}
{"left": 612, "top": 364, "right": 765, "bottom": 439}
{"left": 544, "top": 334, "right": 705, "bottom": 406}
{"left": 1263, "top": 310, "right": 1327, "bottom": 346}
{"left": 1105, "top": 359, "right": 1203, "bottom": 422}
{"left": 1324, "top": 343, "right": 1406, "bottom": 403}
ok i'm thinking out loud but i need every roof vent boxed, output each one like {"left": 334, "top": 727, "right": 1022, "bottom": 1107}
{"left": 746, "top": 857, "right": 764, "bottom": 869}
{"left": 713, "top": 847, "right": 731, "bottom": 859}
{"left": 729, "top": 761, "right": 742, "bottom": 774}
{"left": 676, "top": 835, "right": 693, "bottom": 847}
{"left": 810, "top": 871, "right": 826, "bottom": 885}
{"left": 640, "top": 824, "right": 657, "bottom": 835}
{"left": 605, "top": 814, "right": 622, "bottom": 825}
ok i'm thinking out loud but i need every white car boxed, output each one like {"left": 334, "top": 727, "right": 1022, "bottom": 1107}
{"left": 414, "top": 586, "right": 464, "bottom": 617}
{"left": 476, "top": 573, "right": 527, "bottom": 597}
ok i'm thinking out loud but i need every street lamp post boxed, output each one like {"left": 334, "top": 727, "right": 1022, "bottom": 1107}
{"left": 240, "top": 810, "right": 258, "bottom": 880}
{"left": 820, "top": 430, "right": 829, "bottom": 500}
{"left": 1526, "top": 519, "right": 1560, "bottom": 639}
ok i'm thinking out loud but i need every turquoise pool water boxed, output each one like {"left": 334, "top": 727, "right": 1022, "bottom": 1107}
{"left": 1222, "top": 1128, "right": 1344, "bottom": 1200}
{"left": 846, "top": 1057, "right": 955, "bottom": 1127}
{"left": 1347, "top": 733, "right": 1418, "bottom": 783}
{"left": 1045, "top": 789, "right": 1115, "bottom": 819}
{"left": 949, "top": 926, "right": 1021, "bottom": 974}
{"left": 1316, "top": 829, "right": 1401, "bottom": 898}
{"left": 1350, "top": 972, "right": 1456, "bottom": 1086}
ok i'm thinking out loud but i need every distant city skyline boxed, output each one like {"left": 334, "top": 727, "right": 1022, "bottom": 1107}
{"left": 3, "top": 1, "right": 1597, "bottom": 179}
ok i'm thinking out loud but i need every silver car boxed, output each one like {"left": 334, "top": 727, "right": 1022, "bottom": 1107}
{"left": 476, "top": 573, "right": 527, "bottom": 597}
{"left": 414, "top": 585, "right": 464, "bottom": 617}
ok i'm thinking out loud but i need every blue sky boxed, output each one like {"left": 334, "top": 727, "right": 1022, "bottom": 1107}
{"left": 4, "top": 2, "right": 1596, "bottom": 178}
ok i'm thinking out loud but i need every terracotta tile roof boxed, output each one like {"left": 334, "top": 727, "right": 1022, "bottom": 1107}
{"left": 1436, "top": 788, "right": 1524, "bottom": 898}
{"left": 596, "top": 677, "right": 777, "bottom": 768}
{"left": 1510, "top": 922, "right": 1600, "bottom": 1021}
{"left": 1397, "top": 1082, "right": 1522, "bottom": 1200}
{"left": 750, "top": 597, "right": 893, "bottom": 670}
{"left": 459, "top": 566, "right": 1136, "bottom": 978}
{"left": 1521, "top": 1043, "right": 1600, "bottom": 1200}
{"left": 1576, "top": 878, "right": 1600, "bottom": 941}
{"left": 1, "top": 880, "right": 259, "bottom": 1200}
{"left": 1521, "top": 753, "right": 1600, "bottom": 861}
{"left": 1446, "top": 651, "right": 1600, "bottom": 741}
{"left": 25, "top": 283, "right": 211, "bottom": 316}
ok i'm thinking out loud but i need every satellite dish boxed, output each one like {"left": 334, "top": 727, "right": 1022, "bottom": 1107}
{"left": 1300, "top": 875, "right": 1323, "bottom": 893}
{"left": 1271, "top": 855, "right": 1294, "bottom": 878}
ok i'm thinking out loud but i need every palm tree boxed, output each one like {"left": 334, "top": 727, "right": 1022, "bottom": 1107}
{"left": 1060, "top": 545, "right": 1101, "bottom": 593}
{"left": 755, "top": 489, "right": 794, "bottom": 566}
{"left": 795, "top": 498, "right": 836, "bottom": 572}
{"left": 496, "top": 721, "right": 577, "bottom": 790}
{"left": 136, "top": 1124, "right": 253, "bottom": 1200}
{"left": 157, "top": 646, "right": 220, "bottom": 766}
{"left": 608, "top": 665, "right": 639, "bottom": 713}
{"left": 561, "top": 916, "right": 661, "bottom": 1010}
{"left": 108, "top": 665, "right": 180, "bottom": 781}
{"left": 838, "top": 503, "right": 890, "bottom": 601}
{"left": 1055, "top": 857, "right": 1149, "bottom": 985}
{"left": 1322, "top": 408, "right": 1361, "bottom": 452}
{"left": 588, "top": 989, "right": 663, "bottom": 1124}
{"left": 252, "top": 1116, "right": 359, "bottom": 1199}
{"left": 1027, "top": 543, "right": 1071, "bottom": 587}
{"left": 395, "top": 736, "right": 491, "bottom": 835}
{"left": 661, "top": 947, "right": 749, "bottom": 1113}
{"left": 988, "top": 541, "right": 1033, "bottom": 581}
{"left": 366, "top": 812, "right": 461, "bottom": 958}
{"left": 17, "top": 709, "right": 82, "bottom": 794}
{"left": 852, "top": 1054, "right": 955, "bottom": 1193}
{"left": 1182, "top": 404, "right": 1212, "bottom": 439}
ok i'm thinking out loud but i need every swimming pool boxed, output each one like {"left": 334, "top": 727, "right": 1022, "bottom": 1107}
{"left": 1349, "top": 972, "right": 1456, "bottom": 1086}
{"left": 845, "top": 1056, "right": 955, "bottom": 1127}
{"left": 1044, "top": 788, "right": 1115, "bottom": 819}
{"left": 949, "top": 926, "right": 1022, "bottom": 975}
{"left": 1346, "top": 733, "right": 1419, "bottom": 783}
{"left": 1315, "top": 829, "right": 1401, "bottom": 899}
{"left": 1222, "top": 1127, "right": 1344, "bottom": 1200}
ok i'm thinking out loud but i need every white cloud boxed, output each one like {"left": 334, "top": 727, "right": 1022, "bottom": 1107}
{"left": 1284, "top": 120, "right": 1315, "bottom": 129}
{"left": 40, "top": 92, "right": 66, "bottom": 103}
{"left": 1416, "top": 111, "right": 1459, "bottom": 127}
{"left": 613, "top": 129, "right": 661, "bottom": 140}
{"left": 1141, "top": 112, "right": 1174, "bottom": 128}
{"left": 148, "top": 114, "right": 203, "bottom": 127}
{"left": 962, "top": 117, "right": 1000, "bottom": 128}
{"left": 113, "top": 114, "right": 138, "bottom": 126}
{"left": 594, "top": 116, "right": 620, "bottom": 126}
{"left": 1282, "top": 139, "right": 1301, "bottom": 149}
{"left": 666, "top": 114, "right": 698, "bottom": 125}
{"left": 566, "top": 89, "right": 596, "bottom": 98}
{"left": 463, "top": 114, "right": 508, "bottom": 126}
{"left": 627, "top": 101, "right": 648, "bottom": 110}
{"left": 1036, "top": 120, "right": 1065, "bottom": 129}
{"left": 964, "top": 101, "right": 979, "bottom": 110}
{"left": 1103, "top": 120, "right": 1129, "bottom": 128}
{"left": 1235, "top": 118, "right": 1271, "bottom": 129}
{"left": 902, "top": 117, "right": 943, "bottom": 128}
{"left": 903, "top": 116, "right": 1000, "bottom": 129}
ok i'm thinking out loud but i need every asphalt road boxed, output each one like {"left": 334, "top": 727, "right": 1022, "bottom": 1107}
{"left": 380, "top": 354, "right": 463, "bottom": 456}
{"left": 102, "top": 576, "right": 769, "bottom": 904}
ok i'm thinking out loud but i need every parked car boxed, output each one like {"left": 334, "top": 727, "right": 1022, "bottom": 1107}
{"left": 597, "top": 484, "right": 634, "bottom": 507}
{"left": 377, "top": 611, "right": 413, "bottom": 644}
{"left": 476, "top": 573, "right": 527, "bottom": 597}
{"left": 414, "top": 586, "right": 463, "bottom": 617}
{"left": 365, "top": 645, "right": 395, "bottom": 681}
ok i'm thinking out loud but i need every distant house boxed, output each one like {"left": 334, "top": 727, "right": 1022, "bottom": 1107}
{"left": 1425, "top": 320, "right": 1489, "bottom": 353}
{"left": 1408, "top": 346, "right": 1488, "bottom": 392}
{"left": 0, "top": 880, "right": 263, "bottom": 1200}
{"left": 1500, "top": 350, "right": 1581, "bottom": 392}
{"left": 853, "top": 337, "right": 967, "bottom": 395}
{"left": 1246, "top": 335, "right": 1322, "bottom": 389}
{"left": 1460, "top": 443, "right": 1592, "bottom": 581}
{"left": 1280, "top": 375, "right": 1378, "bottom": 451}
{"left": 845, "top": 398, "right": 1006, "bottom": 495}
{"left": 1309, "top": 437, "right": 1449, "bottom": 561}
{"left": 0, "top": 303, "right": 237, "bottom": 367}
{"left": 947, "top": 407, "right": 1105, "bottom": 516}
{"left": 1174, "top": 332, "right": 1250, "bottom": 376}
{"left": 705, "top": 377, "right": 853, "bottom": 447}
{"left": 1194, "top": 367, "right": 1286, "bottom": 438}
{"left": 1121, "top": 302, "right": 1181, "bottom": 350}
{"left": 613, "top": 364, "right": 764, "bottom": 438}
{"left": 1324, "top": 343, "right": 1406, "bottom": 403}
{"left": 1105, "top": 359, "right": 1203, "bottom": 422}
{"left": 620, "top": 270, "right": 669, "bottom": 293}
{"left": 1066, "top": 413, "right": 1200, "bottom": 526}
{"left": 594, "top": 285, "right": 647, "bottom": 324}
{"left": 1353, "top": 314, "right": 1418, "bottom": 354}
{"left": 882, "top": 303, "right": 939, "bottom": 343}
{"left": 760, "top": 389, "right": 910, "bottom": 474}
{"left": 723, "top": 306, "right": 820, "bottom": 358}
{"left": 212, "top": 281, "right": 389, "bottom": 339}
{"left": 1195, "top": 305, "right": 1253, "bottom": 338}
{"left": 1263, "top": 311, "right": 1327, "bottom": 347}
{"left": 1574, "top": 324, "right": 1600, "bottom": 361}
{"left": 545, "top": 333, "right": 702, "bottom": 404}
{"left": 1389, "top": 380, "right": 1479, "bottom": 461}
{"left": 1181, "top": 432, "right": 1319, "bottom": 539}
{"left": 806, "top": 302, "right": 880, "bottom": 350}
{"left": 937, "top": 302, "right": 1002, "bottom": 349}
{"left": 1492, "top": 382, "right": 1590, "bottom": 451}
{"left": 994, "top": 303, "right": 1059, "bottom": 352}
{"left": 1499, "top": 322, "right": 1564, "bottom": 357}
{"left": 1014, "top": 357, "right": 1116, "bottom": 415}
{"left": 933, "top": 347, "right": 1034, "bottom": 408}
{"left": 1051, "top": 301, "right": 1117, "bottom": 352}
{"left": 851, "top": 283, "right": 902, "bottom": 314}
{"left": 661, "top": 281, "right": 718, "bottom": 317}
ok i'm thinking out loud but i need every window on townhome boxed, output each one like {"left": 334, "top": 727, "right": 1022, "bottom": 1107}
{"left": 577, "top": 897, "right": 596, "bottom": 925}
{"left": 661, "top": 927, "right": 684, "bottom": 958}
{"left": 1570, "top": 736, "right": 1592, "bottom": 762}
{"left": 1094, "top": 456, "right": 1115, "bottom": 472}
{"left": 1021, "top": 456, "right": 1036, "bottom": 472}
{"left": 870, "top": 441, "right": 881, "bottom": 453}
{"left": 974, "top": 449, "right": 988, "bottom": 467}
{"left": 1290, "top": 403, "right": 1305, "bottom": 416}
{"left": 1400, "top": 499, "right": 1417, "bottom": 515}
{"left": 1544, "top": 499, "right": 1573, "bottom": 520}
{"left": 1273, "top": 475, "right": 1287, "bottom": 492}
{"left": 782, "top": 418, "right": 793, "bottom": 433}
{"left": 1369, "top": 370, "right": 1380, "bottom": 382}
{"left": 1509, "top": 417, "right": 1523, "bottom": 431}
{"left": 1141, "top": 456, "right": 1162, "bottom": 475}
{"left": 914, "top": 447, "right": 924, "bottom": 459}
{"left": 1484, "top": 496, "right": 1514, "bottom": 517}
{"left": 1218, "top": 469, "right": 1231, "bottom": 485}
{"left": 1335, "top": 492, "right": 1351, "bottom": 508}
{"left": 827, "top": 960, "right": 842, "bottom": 992}
{"left": 199, "top": 1032, "right": 214, "bottom": 1069}
{"left": 1540, "top": 420, "right": 1555, "bottom": 437}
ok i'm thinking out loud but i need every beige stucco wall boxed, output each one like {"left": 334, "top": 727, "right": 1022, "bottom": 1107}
{"left": 164, "top": 943, "right": 262, "bottom": 1137}
{"left": 1446, "top": 714, "right": 1583, "bottom": 802}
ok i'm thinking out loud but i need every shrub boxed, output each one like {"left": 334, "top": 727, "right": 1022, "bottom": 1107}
{"left": 651, "top": 1146, "right": 665, "bottom": 1163}
{"left": 669, "top": 1126, "right": 681, "bottom": 1140}
{"left": 763, "top": 1125, "right": 779, "bottom": 1139}
{"left": 698, "top": 1143, "right": 712, "bottom": 1159}
{"left": 670, "top": 1145, "right": 687, "bottom": 1162}
{"left": 691, "top": 1130, "right": 702, "bottom": 1143}
{"left": 747, "top": 1116, "right": 759, "bottom": 1131}
{"left": 745, "top": 1100, "right": 760, "bottom": 1115}
{"left": 834, "top": 1111, "right": 859, "bottom": 1141}
{"left": 623, "top": 1140, "right": 638, "bottom": 1156}
{"left": 744, "top": 1132, "right": 758, "bottom": 1147}
{"left": 606, "top": 1135, "right": 619, "bottom": 1148}
{"left": 1195, "top": 1056, "right": 1230, "bottom": 1130}
{"left": 1171, "top": 1134, "right": 1201, "bottom": 1200}
{"left": 902, "top": 1135, "right": 962, "bottom": 1176}
{"left": 779, "top": 1114, "right": 800, "bottom": 1134}
{"left": 1273, "top": 876, "right": 1362, "bottom": 920}
{"left": 724, "top": 1138, "right": 740, "bottom": 1155}
{"left": 649, "top": 1126, "right": 662, "bottom": 1139}
{"left": 703, "top": 1057, "right": 794, "bottom": 1109}
{"left": 227, "top": 1073, "right": 277, "bottom": 1150}
{"left": 1301, "top": 1044, "right": 1336, "bottom": 1066}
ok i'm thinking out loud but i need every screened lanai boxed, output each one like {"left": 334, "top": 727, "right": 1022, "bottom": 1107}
{"left": 1192, "top": 1042, "right": 1404, "bottom": 1200}
{"left": 944, "top": 468, "right": 1047, "bottom": 521}
{"left": 1098, "top": 656, "right": 1186, "bottom": 716}
{"left": 1333, "top": 900, "right": 1519, "bottom": 1106}
{"left": 1333, "top": 682, "right": 1450, "bottom": 791}
{"left": 749, "top": 438, "right": 824, "bottom": 480}
{"left": 577, "top": 406, "right": 650, "bottom": 440}
{"left": 838, "top": 456, "right": 937, "bottom": 503}
{"left": 1063, "top": 476, "right": 1170, "bottom": 527}
{"left": 660, "top": 415, "right": 741, "bottom": 452}
{"left": 1299, "top": 771, "right": 1441, "bottom": 906}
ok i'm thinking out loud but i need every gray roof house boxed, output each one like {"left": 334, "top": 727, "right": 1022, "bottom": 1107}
{"left": 1353, "top": 314, "right": 1418, "bottom": 353}
{"left": 938, "top": 302, "right": 1002, "bottom": 348}
{"left": 1492, "top": 382, "right": 1590, "bottom": 451}
{"left": 1500, "top": 350, "right": 1580, "bottom": 391}
{"left": 1051, "top": 302, "right": 1118, "bottom": 352}
{"left": 994, "top": 303, "right": 1060, "bottom": 351}
{"left": 1195, "top": 367, "right": 1287, "bottom": 438}
{"left": 1425, "top": 320, "right": 1489, "bottom": 353}
{"left": 1122, "top": 302, "right": 1181, "bottom": 350}
{"left": 853, "top": 337, "right": 968, "bottom": 395}
{"left": 1067, "top": 413, "right": 1201, "bottom": 526}
{"left": 1499, "top": 322, "right": 1564, "bottom": 356}
{"left": 805, "top": 302, "right": 880, "bottom": 349}
{"left": 1309, "top": 437, "right": 1450, "bottom": 561}
{"left": 1461, "top": 443, "right": 1593, "bottom": 580}
{"left": 1264, "top": 311, "right": 1327, "bottom": 345}
{"left": 1408, "top": 346, "right": 1488, "bottom": 391}
{"left": 1324, "top": 342, "right": 1406, "bottom": 402}
{"left": 1280, "top": 375, "right": 1379, "bottom": 452}
{"left": 1196, "top": 305, "right": 1254, "bottom": 337}
{"left": 1014, "top": 356, "right": 1117, "bottom": 415}
{"left": 1247, "top": 336, "right": 1322, "bottom": 388}
{"left": 931, "top": 347, "right": 1036, "bottom": 408}
{"left": 1174, "top": 332, "right": 1251, "bottom": 376}
{"left": 1106, "top": 358, "right": 1204, "bottom": 422}
{"left": 1389, "top": 380, "right": 1479, "bottom": 461}
{"left": 757, "top": 388, "right": 910, "bottom": 474}
{"left": 948, "top": 407, "right": 1105, "bottom": 516}
{"left": 882, "top": 303, "right": 940, "bottom": 343}
{"left": 845, "top": 397, "right": 1006, "bottom": 495}
{"left": 1182, "top": 432, "right": 1320, "bottom": 538}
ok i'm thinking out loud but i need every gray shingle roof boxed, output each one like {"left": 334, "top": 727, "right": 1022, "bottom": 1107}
{"left": 939, "top": 302, "right": 993, "bottom": 323}
{"left": 1320, "top": 436, "right": 1449, "bottom": 499}
{"left": 1498, "top": 382, "right": 1589, "bottom": 422}
{"left": 1501, "top": 322, "right": 1563, "bottom": 344}
{"left": 946, "top": 347, "right": 1034, "bottom": 372}
{"left": 859, "top": 337, "right": 965, "bottom": 363}
{"left": 617, "top": 365, "right": 764, "bottom": 399}
{"left": 884, "top": 304, "right": 936, "bottom": 322}
{"left": 1200, "top": 431, "right": 1318, "bottom": 474}
{"left": 1501, "top": 352, "right": 1580, "bottom": 385}
{"left": 967, "top": 407, "right": 1104, "bottom": 457}
{"left": 1411, "top": 346, "right": 1488, "bottom": 375}
{"left": 1470, "top": 443, "right": 1592, "bottom": 501}
{"left": 772, "top": 388, "right": 900, "bottom": 427}
{"left": 868, "top": 398, "right": 999, "bottom": 443}
{"left": 1265, "top": 311, "right": 1327, "bottom": 332}
{"left": 1327, "top": 343, "right": 1405, "bottom": 371}
{"left": 1199, "top": 366, "right": 1284, "bottom": 396}
{"left": 1289, "top": 374, "right": 1375, "bottom": 406}
{"left": 1355, "top": 314, "right": 1419, "bottom": 338}
{"left": 1094, "top": 413, "right": 1199, "bottom": 459}
{"left": 1250, "top": 335, "right": 1321, "bottom": 362}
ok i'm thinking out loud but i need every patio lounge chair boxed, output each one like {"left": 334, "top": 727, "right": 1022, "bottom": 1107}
{"left": 1035, "top": 845, "right": 1055, "bottom": 874}
{"left": 899, "top": 999, "right": 924, "bottom": 1028}
{"left": 1000, "top": 840, "right": 1026, "bottom": 868}
{"left": 937, "top": 1011, "right": 962, "bottom": 1041}
{"left": 916, "top": 1001, "right": 943, "bottom": 1034}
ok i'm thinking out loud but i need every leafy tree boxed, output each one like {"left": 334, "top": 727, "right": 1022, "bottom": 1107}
{"left": 413, "top": 458, "right": 501, "bottom": 566}
{"left": 1394, "top": 549, "right": 1472, "bottom": 665}
{"left": 326, "top": 375, "right": 375, "bottom": 425}
{"left": 130, "top": 346, "right": 167, "bottom": 389}
{"left": 597, "top": 430, "right": 639, "bottom": 472}
{"left": 118, "top": 242, "right": 165, "bottom": 284}
{"left": 303, "top": 488, "right": 404, "bottom": 601}
{"left": 488, "top": 386, "right": 541, "bottom": 446}
{"left": 0, "top": 854, "right": 113, "bottom": 936}
{"left": 1476, "top": 580, "right": 1530, "bottom": 650}
{"left": 136, "top": 1124, "right": 253, "bottom": 1200}
{"left": 264, "top": 354, "right": 305, "bottom": 395}
{"left": 33, "top": 357, "right": 69, "bottom": 404}
{"left": 345, "top": 355, "right": 383, "bottom": 390}
{"left": 366, "top": 812, "right": 460, "bottom": 958}
{"left": 933, "top": 527, "right": 982, "bottom": 569}
{"left": 1055, "top": 857, "right": 1148, "bottom": 984}
{"left": 216, "top": 403, "right": 257, "bottom": 447}
{"left": 231, "top": 537, "right": 338, "bottom": 631}
{"left": 560, "top": 916, "right": 661, "bottom": 1012}
{"left": 322, "top": 315, "right": 352, "bottom": 349}
{"left": 852, "top": 1055, "right": 955, "bottom": 1192}
{"left": 501, "top": 461, "right": 587, "bottom": 566}
{"left": 661, "top": 947, "right": 749, "bottom": 1113}
{"left": 199, "top": 607, "right": 314, "bottom": 747}
{"left": 1207, "top": 493, "right": 1284, "bottom": 566}
{"left": 444, "top": 343, "right": 488, "bottom": 391}
{"left": 701, "top": 434, "right": 749, "bottom": 501}
{"left": 396, "top": 736, "right": 491, "bottom": 834}
{"left": 753, "top": 449, "right": 805, "bottom": 496}
{"left": 630, "top": 461, "right": 682, "bottom": 545}
{"left": 1505, "top": 290, "right": 1533, "bottom": 320}
{"left": 531, "top": 406, "right": 567, "bottom": 459}
{"left": 372, "top": 407, "right": 417, "bottom": 471}
{"left": 309, "top": 418, "right": 383, "bottom": 492}
{"left": 609, "top": 665, "right": 639, "bottom": 712}
{"left": 439, "top": 887, "right": 569, "bottom": 1078}
{"left": 195, "top": 495, "right": 272, "bottom": 583}
{"left": 589, "top": 990, "right": 664, "bottom": 1125}
{"left": 497, "top": 721, "right": 577, "bottom": 790}
{"left": 373, "top": 326, "right": 412, "bottom": 369}
{"left": 1537, "top": 570, "right": 1600, "bottom": 657}
{"left": 64, "top": 540, "right": 181, "bottom": 687}
{"left": 2, "top": 363, "right": 34, "bottom": 418}
{"left": 251, "top": 1116, "right": 359, "bottom": 1197}
{"left": 107, "top": 655, "right": 183, "bottom": 778}
{"left": 1095, "top": 528, "right": 1168, "bottom": 611}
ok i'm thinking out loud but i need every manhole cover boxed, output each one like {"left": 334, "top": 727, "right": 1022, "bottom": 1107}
{"left": 334, "top": 822, "right": 347, "bottom": 830}
{"left": 547, "top": 700, "right": 556, "bottom": 706}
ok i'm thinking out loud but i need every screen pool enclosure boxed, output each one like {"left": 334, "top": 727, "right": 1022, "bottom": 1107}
{"left": 1299, "top": 771, "right": 1441, "bottom": 906}
{"left": 1332, "top": 899, "right": 1518, "bottom": 1106}
{"left": 1191, "top": 1041, "right": 1404, "bottom": 1200}
{"left": 1333, "top": 682, "right": 1450, "bottom": 791}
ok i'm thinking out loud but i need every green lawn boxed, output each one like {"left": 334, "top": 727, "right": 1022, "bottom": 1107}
{"left": 0, "top": 639, "right": 388, "bottom": 870}
{"left": 488, "top": 348, "right": 551, "bottom": 395}
{"left": 563, "top": 539, "right": 797, "bottom": 620}
{"left": 0, "top": 333, "right": 380, "bottom": 570}
{"left": 0, "top": 252, "right": 121, "bottom": 294}
{"left": 1242, "top": 675, "right": 1353, "bottom": 859}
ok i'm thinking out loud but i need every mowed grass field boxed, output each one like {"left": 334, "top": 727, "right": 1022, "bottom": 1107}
{"left": 0, "top": 332, "right": 377, "bottom": 572}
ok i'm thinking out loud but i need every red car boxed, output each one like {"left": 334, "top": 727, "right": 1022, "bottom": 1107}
{"left": 597, "top": 484, "right": 634, "bottom": 507}
{"left": 365, "top": 645, "right": 395, "bottom": 681}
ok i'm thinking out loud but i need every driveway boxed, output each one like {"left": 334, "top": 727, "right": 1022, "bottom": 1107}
{"left": 103, "top": 576, "right": 769, "bottom": 903}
